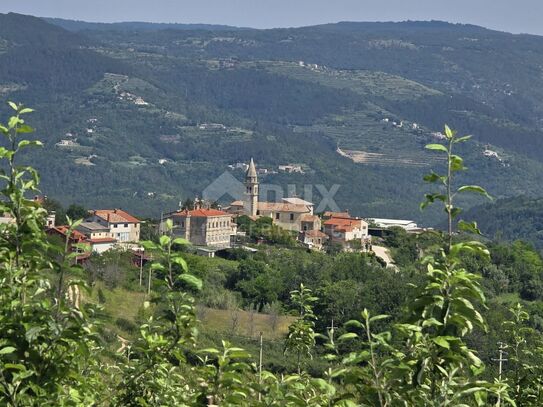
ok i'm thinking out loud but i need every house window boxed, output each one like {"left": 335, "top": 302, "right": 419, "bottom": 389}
{"left": 275, "top": 213, "right": 280, "bottom": 220}
{"left": 124, "top": 223, "right": 128, "bottom": 227}
{"left": 290, "top": 213, "right": 294, "bottom": 221}
{"left": 257, "top": 210, "right": 260, "bottom": 215}
{"left": 113, "top": 224, "right": 118, "bottom": 228}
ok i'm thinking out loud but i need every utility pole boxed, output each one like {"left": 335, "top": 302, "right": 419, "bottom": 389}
{"left": 138, "top": 250, "right": 144, "bottom": 287}
{"left": 147, "top": 264, "right": 152, "bottom": 296}
{"left": 327, "top": 319, "right": 335, "bottom": 344}
{"left": 492, "top": 341, "right": 508, "bottom": 407}
{"left": 258, "top": 331, "right": 263, "bottom": 402}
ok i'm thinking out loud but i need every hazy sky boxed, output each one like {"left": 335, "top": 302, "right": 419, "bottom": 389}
{"left": 0, "top": 0, "right": 542, "bottom": 35}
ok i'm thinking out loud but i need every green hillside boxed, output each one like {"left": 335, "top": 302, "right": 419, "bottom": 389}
{"left": 2, "top": 14, "right": 543, "bottom": 223}
{"left": 465, "top": 196, "right": 543, "bottom": 250}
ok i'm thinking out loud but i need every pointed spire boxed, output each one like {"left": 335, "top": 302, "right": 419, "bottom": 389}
{"left": 247, "top": 158, "right": 257, "bottom": 178}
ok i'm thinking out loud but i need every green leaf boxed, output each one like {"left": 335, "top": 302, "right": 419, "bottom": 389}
{"left": 198, "top": 348, "right": 221, "bottom": 354}
{"left": 454, "top": 135, "right": 472, "bottom": 143}
{"left": 0, "top": 346, "right": 16, "bottom": 355}
{"left": 423, "top": 172, "right": 445, "bottom": 184}
{"left": 150, "top": 263, "right": 165, "bottom": 271}
{"left": 19, "top": 108, "right": 34, "bottom": 114}
{"left": 432, "top": 336, "right": 450, "bottom": 349}
{"left": 369, "top": 314, "right": 390, "bottom": 323}
{"left": 7, "top": 101, "right": 17, "bottom": 111}
{"left": 450, "top": 155, "right": 465, "bottom": 172}
{"left": 422, "top": 318, "right": 444, "bottom": 327}
{"left": 141, "top": 240, "right": 158, "bottom": 250}
{"left": 172, "top": 256, "right": 188, "bottom": 272}
{"left": 450, "top": 207, "right": 462, "bottom": 219}
{"left": 338, "top": 333, "right": 358, "bottom": 341}
{"left": 457, "top": 185, "right": 492, "bottom": 200}
{"left": 458, "top": 220, "right": 482, "bottom": 235}
{"left": 177, "top": 273, "right": 203, "bottom": 290}
{"left": 16, "top": 125, "right": 35, "bottom": 134}
{"left": 344, "top": 320, "right": 363, "bottom": 329}
{"left": 159, "top": 235, "right": 170, "bottom": 247}
{"left": 425, "top": 143, "right": 448, "bottom": 153}
{"left": 444, "top": 124, "right": 454, "bottom": 138}
{"left": 172, "top": 237, "right": 190, "bottom": 246}
{"left": 8, "top": 116, "right": 21, "bottom": 128}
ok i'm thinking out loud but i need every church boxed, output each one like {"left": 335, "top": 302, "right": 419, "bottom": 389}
{"left": 227, "top": 159, "right": 321, "bottom": 232}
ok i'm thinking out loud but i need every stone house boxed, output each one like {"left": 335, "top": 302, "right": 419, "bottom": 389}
{"left": 76, "top": 221, "right": 117, "bottom": 253}
{"left": 299, "top": 229, "right": 329, "bottom": 251}
{"left": 323, "top": 214, "right": 369, "bottom": 249}
{"left": 162, "top": 207, "right": 236, "bottom": 249}
{"left": 227, "top": 159, "right": 318, "bottom": 233}
{"left": 88, "top": 209, "right": 141, "bottom": 243}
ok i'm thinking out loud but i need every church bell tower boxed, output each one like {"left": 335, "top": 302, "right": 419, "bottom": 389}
{"left": 244, "top": 158, "right": 259, "bottom": 217}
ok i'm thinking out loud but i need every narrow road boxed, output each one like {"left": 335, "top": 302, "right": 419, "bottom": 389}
{"left": 372, "top": 245, "right": 397, "bottom": 270}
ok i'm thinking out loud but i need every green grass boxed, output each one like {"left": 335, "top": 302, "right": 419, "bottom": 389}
{"left": 199, "top": 307, "right": 293, "bottom": 340}
{"left": 86, "top": 281, "right": 293, "bottom": 341}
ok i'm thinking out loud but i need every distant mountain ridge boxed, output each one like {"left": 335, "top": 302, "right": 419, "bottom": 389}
{"left": 2, "top": 13, "right": 543, "bottom": 222}
{"left": 44, "top": 17, "right": 248, "bottom": 32}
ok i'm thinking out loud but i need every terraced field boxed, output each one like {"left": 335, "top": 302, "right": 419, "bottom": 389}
{"left": 263, "top": 61, "right": 442, "bottom": 101}
{"left": 337, "top": 147, "right": 442, "bottom": 167}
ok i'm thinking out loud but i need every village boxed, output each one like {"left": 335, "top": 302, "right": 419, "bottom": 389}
{"left": 7, "top": 159, "right": 428, "bottom": 268}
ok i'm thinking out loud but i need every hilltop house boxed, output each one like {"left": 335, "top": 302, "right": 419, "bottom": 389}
{"left": 161, "top": 204, "right": 237, "bottom": 249}
{"left": 323, "top": 212, "right": 369, "bottom": 250}
{"left": 76, "top": 221, "right": 117, "bottom": 254}
{"left": 87, "top": 209, "right": 141, "bottom": 243}
{"left": 227, "top": 159, "right": 318, "bottom": 233}
{"left": 46, "top": 226, "right": 91, "bottom": 263}
{"left": 299, "top": 229, "right": 329, "bottom": 251}
{"left": 47, "top": 209, "right": 141, "bottom": 255}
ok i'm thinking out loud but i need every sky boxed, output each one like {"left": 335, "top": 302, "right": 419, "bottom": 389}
{"left": 0, "top": 0, "right": 542, "bottom": 35}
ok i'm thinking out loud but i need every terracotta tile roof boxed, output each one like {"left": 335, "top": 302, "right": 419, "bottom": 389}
{"left": 304, "top": 230, "right": 328, "bottom": 238}
{"left": 87, "top": 237, "right": 117, "bottom": 244}
{"left": 300, "top": 214, "right": 319, "bottom": 222}
{"left": 323, "top": 211, "right": 351, "bottom": 219}
{"left": 324, "top": 217, "right": 356, "bottom": 227}
{"left": 324, "top": 217, "right": 367, "bottom": 231}
{"left": 282, "top": 197, "right": 313, "bottom": 206}
{"left": 172, "top": 208, "right": 230, "bottom": 218}
{"left": 91, "top": 209, "right": 139, "bottom": 224}
{"left": 230, "top": 200, "right": 244, "bottom": 206}
{"left": 49, "top": 226, "right": 87, "bottom": 241}
{"left": 257, "top": 202, "right": 311, "bottom": 213}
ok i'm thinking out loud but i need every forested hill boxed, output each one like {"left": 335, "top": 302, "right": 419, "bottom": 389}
{"left": 465, "top": 197, "right": 543, "bottom": 250}
{"left": 44, "top": 17, "right": 246, "bottom": 32}
{"left": 2, "top": 13, "right": 543, "bottom": 222}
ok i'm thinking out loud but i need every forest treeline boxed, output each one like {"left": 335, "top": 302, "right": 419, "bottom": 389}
{"left": 3, "top": 105, "right": 543, "bottom": 405}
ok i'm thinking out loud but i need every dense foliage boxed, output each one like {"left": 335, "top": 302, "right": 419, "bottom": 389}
{"left": 5, "top": 104, "right": 543, "bottom": 405}
{"left": 465, "top": 196, "right": 543, "bottom": 250}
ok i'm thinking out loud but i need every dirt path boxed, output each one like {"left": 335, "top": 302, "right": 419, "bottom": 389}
{"left": 372, "top": 245, "right": 397, "bottom": 270}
